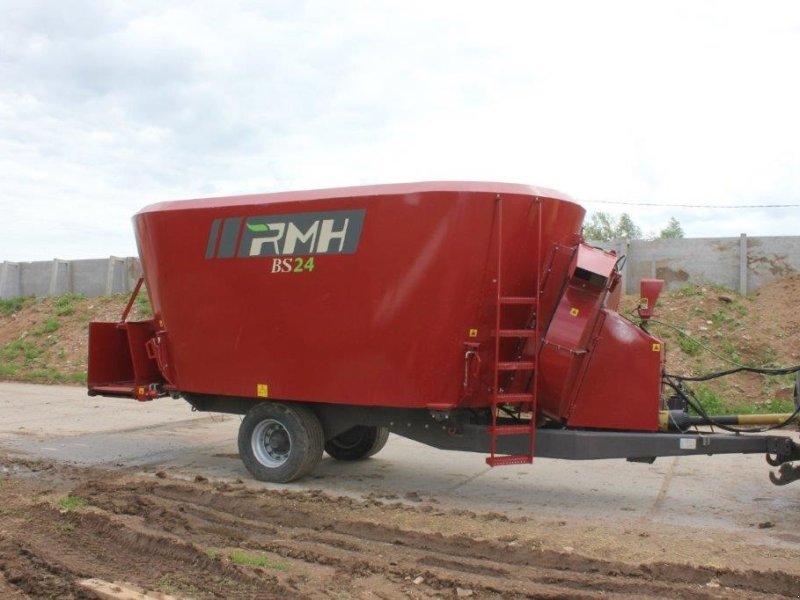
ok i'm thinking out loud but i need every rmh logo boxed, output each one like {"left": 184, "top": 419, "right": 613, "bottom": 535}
{"left": 206, "top": 209, "right": 366, "bottom": 259}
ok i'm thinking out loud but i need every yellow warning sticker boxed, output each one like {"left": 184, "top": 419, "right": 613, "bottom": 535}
{"left": 257, "top": 384, "right": 269, "bottom": 398}
{"left": 468, "top": 328, "right": 478, "bottom": 338}
{"left": 639, "top": 298, "right": 649, "bottom": 308}
{"left": 652, "top": 343, "right": 661, "bottom": 352}
{"left": 138, "top": 386, "right": 145, "bottom": 396}
{"left": 569, "top": 308, "right": 580, "bottom": 317}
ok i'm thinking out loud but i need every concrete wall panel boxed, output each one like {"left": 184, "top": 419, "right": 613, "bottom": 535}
{"left": 1, "top": 236, "right": 799, "bottom": 300}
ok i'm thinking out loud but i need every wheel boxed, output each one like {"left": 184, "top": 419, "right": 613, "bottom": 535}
{"left": 324, "top": 426, "right": 390, "bottom": 460}
{"left": 238, "top": 402, "right": 324, "bottom": 483}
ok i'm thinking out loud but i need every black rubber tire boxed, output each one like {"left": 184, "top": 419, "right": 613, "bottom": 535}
{"left": 324, "top": 426, "right": 390, "bottom": 461}
{"left": 238, "top": 402, "right": 324, "bottom": 483}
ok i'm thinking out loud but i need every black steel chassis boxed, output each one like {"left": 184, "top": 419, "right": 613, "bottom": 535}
{"left": 184, "top": 394, "right": 800, "bottom": 485}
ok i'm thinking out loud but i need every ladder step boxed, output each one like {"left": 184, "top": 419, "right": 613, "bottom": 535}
{"left": 497, "top": 361, "right": 535, "bottom": 371}
{"left": 495, "top": 393, "right": 535, "bottom": 402}
{"left": 499, "top": 296, "right": 537, "bottom": 305}
{"left": 490, "top": 424, "right": 533, "bottom": 436}
{"left": 498, "top": 329, "right": 536, "bottom": 337}
{"left": 486, "top": 455, "right": 533, "bottom": 466}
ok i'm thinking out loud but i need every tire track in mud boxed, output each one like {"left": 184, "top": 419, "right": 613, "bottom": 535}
{"left": 74, "top": 477, "right": 800, "bottom": 599}
{"left": 0, "top": 538, "right": 88, "bottom": 599}
{"left": 0, "top": 501, "right": 298, "bottom": 599}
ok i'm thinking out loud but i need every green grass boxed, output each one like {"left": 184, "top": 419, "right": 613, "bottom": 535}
{"left": 135, "top": 291, "right": 153, "bottom": 317}
{"left": 676, "top": 334, "right": 701, "bottom": 356}
{"left": 688, "top": 384, "right": 796, "bottom": 416}
{"left": 32, "top": 318, "right": 60, "bottom": 336}
{"left": 720, "top": 341, "right": 741, "bottom": 364}
{"left": 229, "top": 550, "right": 289, "bottom": 570}
{"left": 711, "top": 310, "right": 734, "bottom": 328}
{"left": 672, "top": 285, "right": 704, "bottom": 298}
{"left": 155, "top": 575, "right": 202, "bottom": 596}
{"left": 0, "top": 362, "right": 18, "bottom": 377}
{"left": 0, "top": 340, "right": 44, "bottom": 363}
{"left": 731, "top": 397, "right": 795, "bottom": 415}
{"left": 689, "top": 385, "right": 725, "bottom": 415}
{"left": 24, "top": 369, "right": 87, "bottom": 384}
{"left": 155, "top": 575, "right": 180, "bottom": 594}
{"left": 0, "top": 297, "right": 28, "bottom": 316}
{"left": 58, "top": 495, "right": 88, "bottom": 511}
{"left": 732, "top": 301, "right": 748, "bottom": 316}
{"left": 54, "top": 293, "right": 85, "bottom": 317}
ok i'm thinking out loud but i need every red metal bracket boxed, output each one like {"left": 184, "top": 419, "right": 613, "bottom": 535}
{"left": 120, "top": 277, "right": 145, "bottom": 323}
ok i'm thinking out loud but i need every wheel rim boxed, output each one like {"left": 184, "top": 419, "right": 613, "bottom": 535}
{"left": 252, "top": 419, "right": 292, "bottom": 468}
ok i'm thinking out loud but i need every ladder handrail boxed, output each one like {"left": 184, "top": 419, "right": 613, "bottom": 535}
{"left": 490, "top": 195, "right": 503, "bottom": 460}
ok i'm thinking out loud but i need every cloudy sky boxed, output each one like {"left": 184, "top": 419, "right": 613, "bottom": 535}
{"left": 1, "top": 0, "right": 799, "bottom": 261}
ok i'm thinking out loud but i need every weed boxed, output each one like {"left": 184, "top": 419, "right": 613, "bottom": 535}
{"left": 156, "top": 575, "right": 180, "bottom": 594}
{"left": 206, "top": 548, "right": 219, "bottom": 559}
{"left": 229, "top": 550, "right": 289, "bottom": 570}
{"left": 729, "top": 397, "right": 795, "bottom": 415}
{"left": 55, "top": 521, "right": 75, "bottom": 532}
{"left": 721, "top": 341, "right": 741, "bottom": 364}
{"left": 0, "top": 296, "right": 28, "bottom": 316}
{"left": 32, "top": 318, "right": 60, "bottom": 336}
{"left": 764, "top": 397, "right": 796, "bottom": 413}
{"left": 708, "top": 284, "right": 736, "bottom": 294}
{"left": 758, "top": 347, "right": 778, "bottom": 368}
{"left": 67, "top": 371, "right": 87, "bottom": 384}
{"left": 711, "top": 310, "right": 733, "bottom": 328}
{"left": 689, "top": 385, "right": 725, "bottom": 415}
{"left": 54, "top": 293, "right": 85, "bottom": 317}
{"left": 673, "top": 285, "right": 704, "bottom": 298}
{"left": 677, "top": 334, "right": 701, "bottom": 356}
{"left": 1, "top": 340, "right": 43, "bottom": 363}
{"left": 685, "top": 383, "right": 796, "bottom": 416}
{"left": 0, "top": 362, "right": 18, "bottom": 377}
{"left": 26, "top": 369, "right": 66, "bottom": 383}
{"left": 58, "top": 495, "right": 88, "bottom": 511}
{"left": 135, "top": 291, "right": 153, "bottom": 317}
{"left": 155, "top": 575, "right": 201, "bottom": 596}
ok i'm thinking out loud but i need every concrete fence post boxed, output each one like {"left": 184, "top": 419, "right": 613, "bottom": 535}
{"left": 0, "top": 262, "right": 21, "bottom": 299}
{"left": 48, "top": 259, "right": 73, "bottom": 296}
{"left": 0, "top": 262, "right": 7, "bottom": 299}
{"left": 106, "top": 256, "right": 124, "bottom": 295}
{"left": 739, "top": 233, "right": 747, "bottom": 295}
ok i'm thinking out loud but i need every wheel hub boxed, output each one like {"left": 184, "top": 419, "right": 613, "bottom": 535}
{"left": 252, "top": 419, "right": 292, "bottom": 468}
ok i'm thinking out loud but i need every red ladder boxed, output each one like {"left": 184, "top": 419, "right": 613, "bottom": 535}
{"left": 486, "top": 195, "right": 542, "bottom": 467}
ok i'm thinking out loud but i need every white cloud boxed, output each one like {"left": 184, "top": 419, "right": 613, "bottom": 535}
{"left": 1, "top": 0, "right": 799, "bottom": 260}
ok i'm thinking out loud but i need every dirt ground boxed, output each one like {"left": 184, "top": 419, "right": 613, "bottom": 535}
{"left": 3, "top": 382, "right": 800, "bottom": 598}
{"left": 2, "top": 455, "right": 800, "bottom": 600}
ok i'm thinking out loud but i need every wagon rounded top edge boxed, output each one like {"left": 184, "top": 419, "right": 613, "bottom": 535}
{"left": 135, "top": 181, "right": 580, "bottom": 215}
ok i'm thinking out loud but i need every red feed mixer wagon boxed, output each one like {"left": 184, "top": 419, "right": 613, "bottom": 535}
{"left": 88, "top": 182, "right": 800, "bottom": 484}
